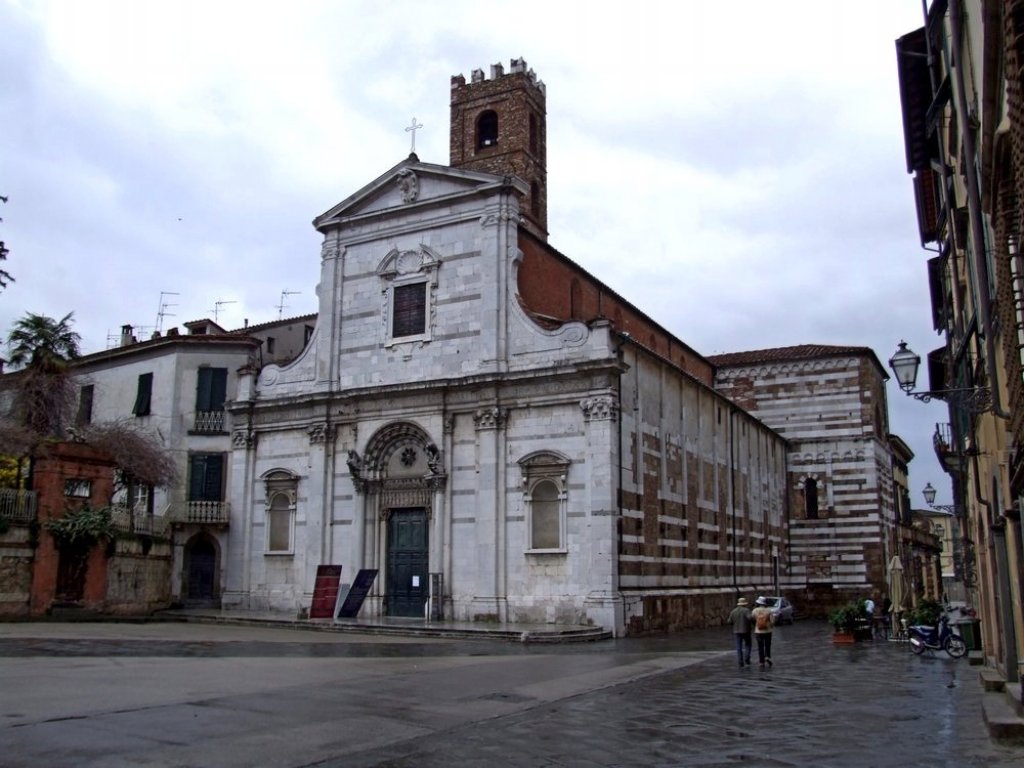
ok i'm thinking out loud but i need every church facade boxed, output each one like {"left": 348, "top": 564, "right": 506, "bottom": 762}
{"left": 221, "top": 60, "right": 790, "bottom": 636}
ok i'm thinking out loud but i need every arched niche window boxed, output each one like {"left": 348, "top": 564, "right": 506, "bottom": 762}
{"left": 804, "top": 478, "right": 819, "bottom": 520}
{"left": 477, "top": 110, "right": 498, "bottom": 149}
{"left": 530, "top": 181, "right": 540, "bottom": 218}
{"left": 519, "top": 451, "right": 570, "bottom": 553}
{"left": 262, "top": 469, "right": 298, "bottom": 555}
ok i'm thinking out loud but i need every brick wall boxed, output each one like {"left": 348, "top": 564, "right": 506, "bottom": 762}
{"left": 517, "top": 232, "right": 715, "bottom": 386}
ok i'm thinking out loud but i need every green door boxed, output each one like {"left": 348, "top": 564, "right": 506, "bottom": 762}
{"left": 387, "top": 508, "right": 429, "bottom": 617}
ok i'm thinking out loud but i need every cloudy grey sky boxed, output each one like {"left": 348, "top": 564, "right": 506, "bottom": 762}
{"left": 0, "top": 0, "right": 952, "bottom": 503}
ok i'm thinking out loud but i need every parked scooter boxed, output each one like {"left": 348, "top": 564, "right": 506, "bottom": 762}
{"left": 908, "top": 612, "right": 968, "bottom": 658}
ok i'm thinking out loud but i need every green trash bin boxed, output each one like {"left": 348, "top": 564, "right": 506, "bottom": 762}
{"left": 955, "top": 619, "right": 981, "bottom": 651}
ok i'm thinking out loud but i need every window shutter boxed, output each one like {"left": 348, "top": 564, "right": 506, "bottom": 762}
{"left": 205, "top": 455, "right": 224, "bottom": 500}
{"left": 196, "top": 368, "right": 227, "bottom": 411}
{"left": 392, "top": 283, "right": 426, "bottom": 337}
{"left": 133, "top": 373, "right": 153, "bottom": 416}
{"left": 189, "top": 454, "right": 225, "bottom": 501}
{"left": 76, "top": 385, "right": 94, "bottom": 426}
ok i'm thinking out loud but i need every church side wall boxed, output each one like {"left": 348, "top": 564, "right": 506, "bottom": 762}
{"left": 617, "top": 345, "right": 788, "bottom": 634}
{"left": 714, "top": 355, "right": 898, "bottom": 616}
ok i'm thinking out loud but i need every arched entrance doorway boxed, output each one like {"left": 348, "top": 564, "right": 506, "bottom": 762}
{"left": 184, "top": 533, "right": 219, "bottom": 605}
{"left": 350, "top": 421, "right": 446, "bottom": 618}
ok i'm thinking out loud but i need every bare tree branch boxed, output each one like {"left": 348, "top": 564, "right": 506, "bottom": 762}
{"left": 81, "top": 419, "right": 178, "bottom": 488}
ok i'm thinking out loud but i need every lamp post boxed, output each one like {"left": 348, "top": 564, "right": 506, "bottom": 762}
{"left": 922, "top": 482, "right": 974, "bottom": 590}
{"left": 887, "top": 341, "right": 992, "bottom": 412}
{"left": 922, "top": 482, "right": 956, "bottom": 514}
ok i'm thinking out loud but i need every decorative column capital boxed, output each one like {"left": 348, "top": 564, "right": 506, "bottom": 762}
{"left": 321, "top": 241, "right": 343, "bottom": 261}
{"left": 580, "top": 395, "right": 618, "bottom": 422}
{"left": 232, "top": 430, "right": 256, "bottom": 449}
{"left": 308, "top": 422, "right": 334, "bottom": 445}
{"left": 474, "top": 407, "right": 506, "bottom": 431}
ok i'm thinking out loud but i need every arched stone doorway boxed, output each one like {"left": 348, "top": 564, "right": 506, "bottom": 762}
{"left": 183, "top": 533, "right": 220, "bottom": 605}
{"left": 350, "top": 421, "right": 446, "bottom": 618}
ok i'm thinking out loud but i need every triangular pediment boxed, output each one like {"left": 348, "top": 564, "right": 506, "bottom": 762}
{"left": 314, "top": 156, "right": 524, "bottom": 231}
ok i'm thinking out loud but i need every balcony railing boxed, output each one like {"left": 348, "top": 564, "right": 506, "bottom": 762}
{"left": 109, "top": 504, "right": 170, "bottom": 537}
{"left": 933, "top": 422, "right": 959, "bottom": 472}
{"left": 192, "top": 410, "right": 226, "bottom": 433}
{"left": 0, "top": 488, "right": 37, "bottom": 522}
{"left": 172, "top": 501, "right": 231, "bottom": 525}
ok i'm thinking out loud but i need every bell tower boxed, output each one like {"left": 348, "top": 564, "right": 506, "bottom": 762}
{"left": 450, "top": 58, "right": 548, "bottom": 240}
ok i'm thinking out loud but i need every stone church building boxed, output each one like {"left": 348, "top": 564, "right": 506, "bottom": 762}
{"left": 221, "top": 60, "right": 791, "bottom": 636}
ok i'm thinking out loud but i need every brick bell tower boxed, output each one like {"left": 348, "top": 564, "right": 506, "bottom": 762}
{"left": 450, "top": 58, "right": 548, "bottom": 241}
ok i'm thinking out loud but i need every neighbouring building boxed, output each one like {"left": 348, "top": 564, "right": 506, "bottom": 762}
{"left": 895, "top": 0, "right": 1024, "bottom": 688}
{"left": 709, "top": 345, "right": 902, "bottom": 613}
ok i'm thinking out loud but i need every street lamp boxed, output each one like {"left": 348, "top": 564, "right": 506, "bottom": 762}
{"left": 888, "top": 341, "right": 992, "bottom": 412}
{"left": 922, "top": 482, "right": 956, "bottom": 514}
{"left": 923, "top": 482, "right": 974, "bottom": 589}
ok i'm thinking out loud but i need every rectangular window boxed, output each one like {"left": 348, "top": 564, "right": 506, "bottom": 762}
{"left": 188, "top": 454, "right": 225, "bottom": 502}
{"left": 392, "top": 283, "right": 426, "bottom": 338}
{"left": 133, "top": 373, "right": 153, "bottom": 416}
{"left": 266, "top": 337, "right": 276, "bottom": 354}
{"left": 76, "top": 384, "right": 94, "bottom": 426}
{"left": 64, "top": 479, "right": 92, "bottom": 498}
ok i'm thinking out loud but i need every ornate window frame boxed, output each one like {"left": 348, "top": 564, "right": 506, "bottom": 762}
{"left": 262, "top": 469, "right": 298, "bottom": 556}
{"left": 519, "top": 450, "right": 571, "bottom": 554}
{"left": 377, "top": 246, "right": 441, "bottom": 349}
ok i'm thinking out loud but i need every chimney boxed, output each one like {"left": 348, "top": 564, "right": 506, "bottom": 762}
{"left": 120, "top": 324, "right": 135, "bottom": 347}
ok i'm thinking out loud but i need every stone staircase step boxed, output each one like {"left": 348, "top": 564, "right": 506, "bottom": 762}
{"left": 981, "top": 688, "right": 1024, "bottom": 744}
{"left": 979, "top": 668, "right": 1006, "bottom": 692}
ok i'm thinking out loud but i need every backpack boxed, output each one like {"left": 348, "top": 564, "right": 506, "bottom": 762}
{"left": 755, "top": 609, "right": 772, "bottom": 631}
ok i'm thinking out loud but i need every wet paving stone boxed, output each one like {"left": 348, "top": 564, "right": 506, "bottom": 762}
{"left": 1, "top": 619, "right": 1021, "bottom": 767}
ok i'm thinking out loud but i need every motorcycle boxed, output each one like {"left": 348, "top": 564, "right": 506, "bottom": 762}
{"left": 908, "top": 613, "right": 967, "bottom": 658}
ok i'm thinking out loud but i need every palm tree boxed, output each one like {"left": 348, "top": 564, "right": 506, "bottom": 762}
{"left": 4, "top": 312, "right": 81, "bottom": 438}
{"left": 7, "top": 312, "right": 81, "bottom": 372}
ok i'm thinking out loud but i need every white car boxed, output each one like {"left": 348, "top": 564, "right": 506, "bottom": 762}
{"left": 761, "top": 596, "right": 795, "bottom": 624}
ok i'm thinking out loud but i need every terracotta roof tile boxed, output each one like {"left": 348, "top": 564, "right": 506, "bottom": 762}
{"left": 706, "top": 344, "right": 877, "bottom": 367}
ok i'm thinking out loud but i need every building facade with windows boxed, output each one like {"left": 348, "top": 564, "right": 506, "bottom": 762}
{"left": 895, "top": 0, "right": 1024, "bottom": 688}
{"left": 67, "top": 328, "right": 260, "bottom": 605}
{"left": 709, "top": 345, "right": 901, "bottom": 613}
{"left": 223, "top": 61, "right": 790, "bottom": 636}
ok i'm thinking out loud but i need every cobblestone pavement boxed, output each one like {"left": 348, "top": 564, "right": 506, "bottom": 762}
{"left": 1, "top": 619, "right": 1021, "bottom": 767}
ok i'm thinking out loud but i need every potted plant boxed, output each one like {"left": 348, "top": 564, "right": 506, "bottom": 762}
{"left": 829, "top": 602, "right": 866, "bottom": 644}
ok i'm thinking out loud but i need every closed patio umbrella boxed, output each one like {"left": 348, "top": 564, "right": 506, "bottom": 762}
{"left": 888, "top": 555, "right": 906, "bottom": 638}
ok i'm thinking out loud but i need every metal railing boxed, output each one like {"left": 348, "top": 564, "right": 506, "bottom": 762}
{"left": 0, "top": 488, "right": 37, "bottom": 522}
{"left": 172, "top": 500, "right": 231, "bottom": 525}
{"left": 109, "top": 504, "right": 170, "bottom": 536}
{"left": 193, "top": 410, "right": 226, "bottom": 433}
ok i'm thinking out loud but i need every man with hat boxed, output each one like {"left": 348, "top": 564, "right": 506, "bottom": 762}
{"left": 727, "top": 596, "right": 753, "bottom": 667}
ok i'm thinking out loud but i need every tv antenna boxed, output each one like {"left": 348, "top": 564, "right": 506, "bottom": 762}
{"left": 211, "top": 299, "right": 237, "bottom": 324}
{"left": 155, "top": 291, "right": 180, "bottom": 333}
{"left": 277, "top": 289, "right": 300, "bottom": 319}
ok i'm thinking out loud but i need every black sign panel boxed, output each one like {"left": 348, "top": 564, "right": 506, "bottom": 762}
{"left": 337, "top": 568, "right": 378, "bottom": 618}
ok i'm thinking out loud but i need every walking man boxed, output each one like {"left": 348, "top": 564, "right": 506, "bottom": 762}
{"left": 752, "top": 596, "right": 775, "bottom": 668}
{"left": 728, "top": 596, "right": 753, "bottom": 668}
